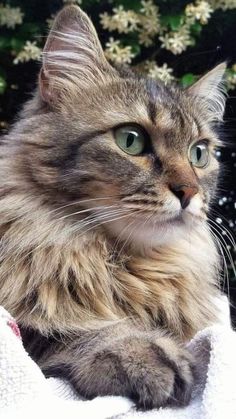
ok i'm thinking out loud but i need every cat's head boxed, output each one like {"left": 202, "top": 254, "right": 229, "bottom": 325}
{"left": 19, "top": 6, "right": 227, "bottom": 248}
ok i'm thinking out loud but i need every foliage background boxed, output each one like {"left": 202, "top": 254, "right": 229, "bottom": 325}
{"left": 0, "top": 0, "right": 236, "bottom": 322}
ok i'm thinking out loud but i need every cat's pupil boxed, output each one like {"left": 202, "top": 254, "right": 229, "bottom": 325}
{"left": 196, "top": 147, "right": 202, "bottom": 161}
{"left": 126, "top": 133, "right": 135, "bottom": 148}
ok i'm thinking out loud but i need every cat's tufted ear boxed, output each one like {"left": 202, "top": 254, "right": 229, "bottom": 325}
{"left": 187, "top": 63, "right": 227, "bottom": 121}
{"left": 39, "top": 5, "right": 114, "bottom": 105}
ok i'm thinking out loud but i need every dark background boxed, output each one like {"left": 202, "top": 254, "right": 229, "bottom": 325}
{"left": 0, "top": 1, "right": 236, "bottom": 323}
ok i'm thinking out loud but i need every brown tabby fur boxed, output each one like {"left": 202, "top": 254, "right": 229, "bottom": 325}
{"left": 0, "top": 5, "right": 227, "bottom": 409}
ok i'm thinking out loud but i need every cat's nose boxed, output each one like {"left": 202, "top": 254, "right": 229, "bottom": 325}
{"left": 169, "top": 184, "right": 199, "bottom": 209}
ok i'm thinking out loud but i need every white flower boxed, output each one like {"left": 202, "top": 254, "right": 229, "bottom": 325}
{"left": 209, "top": 0, "right": 236, "bottom": 10}
{"left": 159, "top": 25, "right": 193, "bottom": 55}
{"left": 186, "top": 1, "right": 213, "bottom": 24}
{"left": 138, "top": 1, "right": 160, "bottom": 45}
{"left": 13, "top": 41, "right": 41, "bottom": 65}
{"left": 63, "top": 0, "right": 82, "bottom": 4}
{"left": 138, "top": 31, "right": 154, "bottom": 47}
{"left": 100, "top": 1, "right": 160, "bottom": 46}
{"left": 104, "top": 38, "right": 135, "bottom": 64}
{"left": 145, "top": 61, "right": 175, "bottom": 84}
{"left": 139, "top": 14, "right": 160, "bottom": 35}
{"left": 100, "top": 6, "right": 139, "bottom": 34}
{"left": 0, "top": 4, "right": 23, "bottom": 29}
{"left": 140, "top": 0, "right": 159, "bottom": 17}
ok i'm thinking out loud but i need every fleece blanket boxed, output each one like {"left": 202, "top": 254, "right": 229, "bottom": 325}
{"left": 0, "top": 297, "right": 235, "bottom": 419}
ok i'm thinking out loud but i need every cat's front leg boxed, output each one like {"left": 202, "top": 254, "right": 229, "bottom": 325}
{"left": 41, "top": 326, "right": 195, "bottom": 410}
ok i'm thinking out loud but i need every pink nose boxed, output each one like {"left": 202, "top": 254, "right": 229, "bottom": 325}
{"left": 169, "top": 184, "right": 199, "bottom": 209}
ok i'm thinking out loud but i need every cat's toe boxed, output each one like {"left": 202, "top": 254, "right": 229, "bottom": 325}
{"left": 131, "top": 338, "right": 195, "bottom": 409}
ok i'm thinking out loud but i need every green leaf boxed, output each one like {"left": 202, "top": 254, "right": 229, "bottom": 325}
{"left": 18, "top": 23, "right": 41, "bottom": 36}
{"left": 161, "top": 15, "right": 183, "bottom": 31}
{"left": 131, "top": 43, "right": 141, "bottom": 55}
{"left": 0, "top": 37, "right": 11, "bottom": 50}
{"left": 190, "top": 22, "right": 202, "bottom": 37}
{"left": 0, "top": 76, "right": 7, "bottom": 94}
{"left": 180, "top": 73, "right": 197, "bottom": 88}
{"left": 10, "top": 38, "right": 25, "bottom": 52}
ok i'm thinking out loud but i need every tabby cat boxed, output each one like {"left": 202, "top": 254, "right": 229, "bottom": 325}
{"left": 0, "top": 5, "right": 227, "bottom": 409}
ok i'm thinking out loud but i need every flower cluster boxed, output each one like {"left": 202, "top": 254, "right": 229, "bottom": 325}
{"left": 100, "top": 6, "right": 140, "bottom": 34}
{"left": 159, "top": 25, "right": 194, "bottom": 55}
{"left": 138, "top": 0, "right": 160, "bottom": 47}
{"left": 186, "top": 1, "right": 213, "bottom": 24}
{"left": 0, "top": 4, "right": 23, "bottom": 29}
{"left": 13, "top": 41, "right": 41, "bottom": 65}
{"left": 209, "top": 0, "right": 236, "bottom": 10}
{"left": 104, "top": 38, "right": 135, "bottom": 65}
{"left": 1, "top": 0, "right": 236, "bottom": 91}
{"left": 159, "top": 1, "right": 214, "bottom": 56}
{"left": 144, "top": 61, "right": 175, "bottom": 84}
{"left": 100, "top": 0, "right": 160, "bottom": 62}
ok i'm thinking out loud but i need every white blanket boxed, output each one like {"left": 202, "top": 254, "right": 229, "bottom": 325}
{"left": 0, "top": 297, "right": 235, "bottom": 419}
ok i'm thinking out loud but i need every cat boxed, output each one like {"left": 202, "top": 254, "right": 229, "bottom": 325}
{"left": 0, "top": 5, "right": 227, "bottom": 410}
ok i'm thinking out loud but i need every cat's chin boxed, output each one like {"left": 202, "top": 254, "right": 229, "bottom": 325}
{"left": 107, "top": 211, "right": 204, "bottom": 250}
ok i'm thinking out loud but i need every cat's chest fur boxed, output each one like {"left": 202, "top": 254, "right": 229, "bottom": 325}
{"left": 0, "top": 220, "right": 219, "bottom": 341}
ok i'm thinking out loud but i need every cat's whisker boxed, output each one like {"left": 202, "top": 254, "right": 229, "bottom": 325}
{"left": 207, "top": 217, "right": 236, "bottom": 273}
{"left": 51, "top": 196, "right": 118, "bottom": 213}
{"left": 0, "top": 208, "right": 132, "bottom": 282}
{"left": 209, "top": 208, "right": 236, "bottom": 247}
{"left": 113, "top": 216, "right": 140, "bottom": 256}
{"left": 114, "top": 213, "right": 145, "bottom": 260}
{"left": 208, "top": 220, "right": 235, "bottom": 297}
{"left": 0, "top": 204, "right": 124, "bottom": 259}
{"left": 57, "top": 204, "right": 121, "bottom": 222}
{"left": 72, "top": 211, "right": 135, "bottom": 240}
{"left": 209, "top": 228, "right": 229, "bottom": 296}
{"left": 208, "top": 216, "right": 236, "bottom": 251}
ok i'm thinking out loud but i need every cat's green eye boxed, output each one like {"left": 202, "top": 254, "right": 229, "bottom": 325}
{"left": 114, "top": 125, "right": 146, "bottom": 156}
{"left": 189, "top": 142, "right": 209, "bottom": 168}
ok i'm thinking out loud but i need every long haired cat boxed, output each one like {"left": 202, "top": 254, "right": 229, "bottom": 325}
{"left": 0, "top": 5, "right": 227, "bottom": 409}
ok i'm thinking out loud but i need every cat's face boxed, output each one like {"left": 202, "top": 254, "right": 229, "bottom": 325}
{"left": 23, "top": 6, "right": 226, "bottom": 248}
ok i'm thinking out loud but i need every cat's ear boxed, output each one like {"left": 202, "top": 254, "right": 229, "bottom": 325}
{"left": 39, "top": 5, "right": 114, "bottom": 104}
{"left": 187, "top": 63, "right": 227, "bottom": 121}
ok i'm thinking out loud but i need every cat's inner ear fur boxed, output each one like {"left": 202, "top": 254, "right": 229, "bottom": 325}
{"left": 187, "top": 62, "right": 227, "bottom": 121}
{"left": 39, "top": 5, "right": 115, "bottom": 105}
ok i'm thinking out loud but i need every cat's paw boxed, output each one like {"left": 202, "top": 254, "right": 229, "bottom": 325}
{"left": 94, "top": 335, "right": 195, "bottom": 410}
